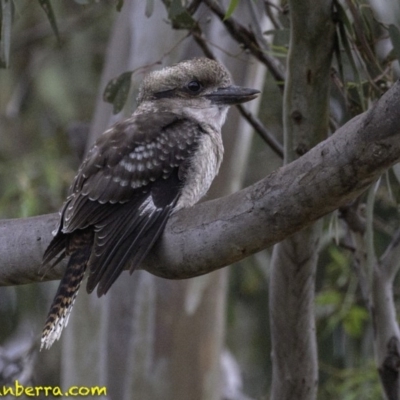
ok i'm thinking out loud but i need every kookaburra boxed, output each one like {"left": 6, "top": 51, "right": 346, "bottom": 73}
{"left": 41, "top": 57, "right": 259, "bottom": 350}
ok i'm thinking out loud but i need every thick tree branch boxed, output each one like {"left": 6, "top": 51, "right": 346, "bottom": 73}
{"left": 1, "top": 80, "right": 400, "bottom": 286}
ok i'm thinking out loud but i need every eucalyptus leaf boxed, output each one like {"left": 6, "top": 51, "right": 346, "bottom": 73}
{"left": 169, "top": 0, "right": 184, "bottom": 18}
{"left": 103, "top": 71, "right": 133, "bottom": 114}
{"left": 167, "top": 0, "right": 195, "bottom": 29}
{"left": 334, "top": 0, "right": 354, "bottom": 37}
{"left": 224, "top": 0, "right": 239, "bottom": 20}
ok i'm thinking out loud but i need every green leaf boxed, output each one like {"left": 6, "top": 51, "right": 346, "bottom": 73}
{"left": 389, "top": 24, "right": 400, "bottom": 63}
{"left": 37, "top": 0, "right": 60, "bottom": 42}
{"left": 168, "top": 0, "right": 195, "bottom": 29}
{"left": 334, "top": 0, "right": 355, "bottom": 37}
{"left": 343, "top": 305, "right": 368, "bottom": 338}
{"left": 224, "top": 0, "right": 239, "bottom": 20}
{"left": 169, "top": 0, "right": 184, "bottom": 17}
{"left": 329, "top": 246, "right": 349, "bottom": 270}
{"left": 103, "top": 71, "right": 133, "bottom": 114}
{"left": 316, "top": 289, "right": 342, "bottom": 307}
{"left": 0, "top": 0, "right": 12, "bottom": 68}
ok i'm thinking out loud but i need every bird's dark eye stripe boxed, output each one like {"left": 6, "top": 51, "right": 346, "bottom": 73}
{"left": 187, "top": 80, "right": 202, "bottom": 92}
{"left": 154, "top": 89, "right": 176, "bottom": 99}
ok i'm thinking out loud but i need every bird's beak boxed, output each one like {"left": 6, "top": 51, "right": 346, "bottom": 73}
{"left": 205, "top": 85, "right": 260, "bottom": 105}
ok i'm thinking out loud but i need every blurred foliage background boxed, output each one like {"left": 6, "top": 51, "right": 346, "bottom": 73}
{"left": 0, "top": 0, "right": 114, "bottom": 390}
{"left": 0, "top": 1, "right": 400, "bottom": 399}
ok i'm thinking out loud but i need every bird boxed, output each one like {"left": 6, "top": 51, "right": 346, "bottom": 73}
{"left": 40, "top": 57, "right": 259, "bottom": 350}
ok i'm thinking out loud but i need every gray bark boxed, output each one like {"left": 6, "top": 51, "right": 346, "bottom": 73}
{"left": 269, "top": 224, "right": 321, "bottom": 398}
{"left": 269, "top": 1, "right": 336, "bottom": 398}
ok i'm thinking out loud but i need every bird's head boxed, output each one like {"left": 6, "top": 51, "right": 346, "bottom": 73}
{"left": 137, "top": 58, "right": 259, "bottom": 123}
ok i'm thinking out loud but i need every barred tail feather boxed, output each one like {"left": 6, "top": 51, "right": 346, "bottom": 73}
{"left": 41, "top": 231, "right": 92, "bottom": 350}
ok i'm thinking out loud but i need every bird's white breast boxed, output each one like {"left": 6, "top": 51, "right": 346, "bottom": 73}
{"left": 175, "top": 129, "right": 224, "bottom": 211}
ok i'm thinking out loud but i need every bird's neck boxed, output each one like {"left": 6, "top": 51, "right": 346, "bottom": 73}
{"left": 135, "top": 100, "right": 229, "bottom": 133}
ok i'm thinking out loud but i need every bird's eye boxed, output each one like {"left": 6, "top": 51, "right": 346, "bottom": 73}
{"left": 187, "top": 80, "right": 202, "bottom": 93}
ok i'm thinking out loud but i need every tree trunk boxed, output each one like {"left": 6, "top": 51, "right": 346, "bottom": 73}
{"left": 269, "top": 1, "right": 335, "bottom": 399}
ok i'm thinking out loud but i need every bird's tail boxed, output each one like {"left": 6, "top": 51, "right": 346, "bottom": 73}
{"left": 41, "top": 230, "right": 93, "bottom": 350}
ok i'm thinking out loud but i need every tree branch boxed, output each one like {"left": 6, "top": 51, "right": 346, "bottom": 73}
{"left": 236, "top": 104, "right": 284, "bottom": 158}
{"left": 1, "top": 80, "right": 400, "bottom": 286}
{"left": 380, "top": 228, "right": 400, "bottom": 280}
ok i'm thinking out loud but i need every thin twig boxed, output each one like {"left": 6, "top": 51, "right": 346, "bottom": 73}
{"left": 191, "top": 29, "right": 214, "bottom": 59}
{"left": 202, "top": 0, "right": 285, "bottom": 90}
{"left": 264, "top": 1, "right": 284, "bottom": 30}
{"left": 350, "top": 231, "right": 372, "bottom": 310}
{"left": 379, "top": 228, "right": 400, "bottom": 281}
{"left": 247, "top": 0, "right": 272, "bottom": 54}
{"left": 187, "top": 0, "right": 203, "bottom": 15}
{"left": 236, "top": 105, "right": 283, "bottom": 158}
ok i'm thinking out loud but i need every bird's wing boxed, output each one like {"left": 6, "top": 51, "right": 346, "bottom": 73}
{"left": 44, "top": 111, "right": 203, "bottom": 297}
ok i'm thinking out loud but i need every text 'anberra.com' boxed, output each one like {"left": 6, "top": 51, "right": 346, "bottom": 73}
{"left": 0, "top": 381, "right": 107, "bottom": 397}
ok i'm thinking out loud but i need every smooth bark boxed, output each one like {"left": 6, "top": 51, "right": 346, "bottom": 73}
{"left": 269, "top": 1, "right": 335, "bottom": 399}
